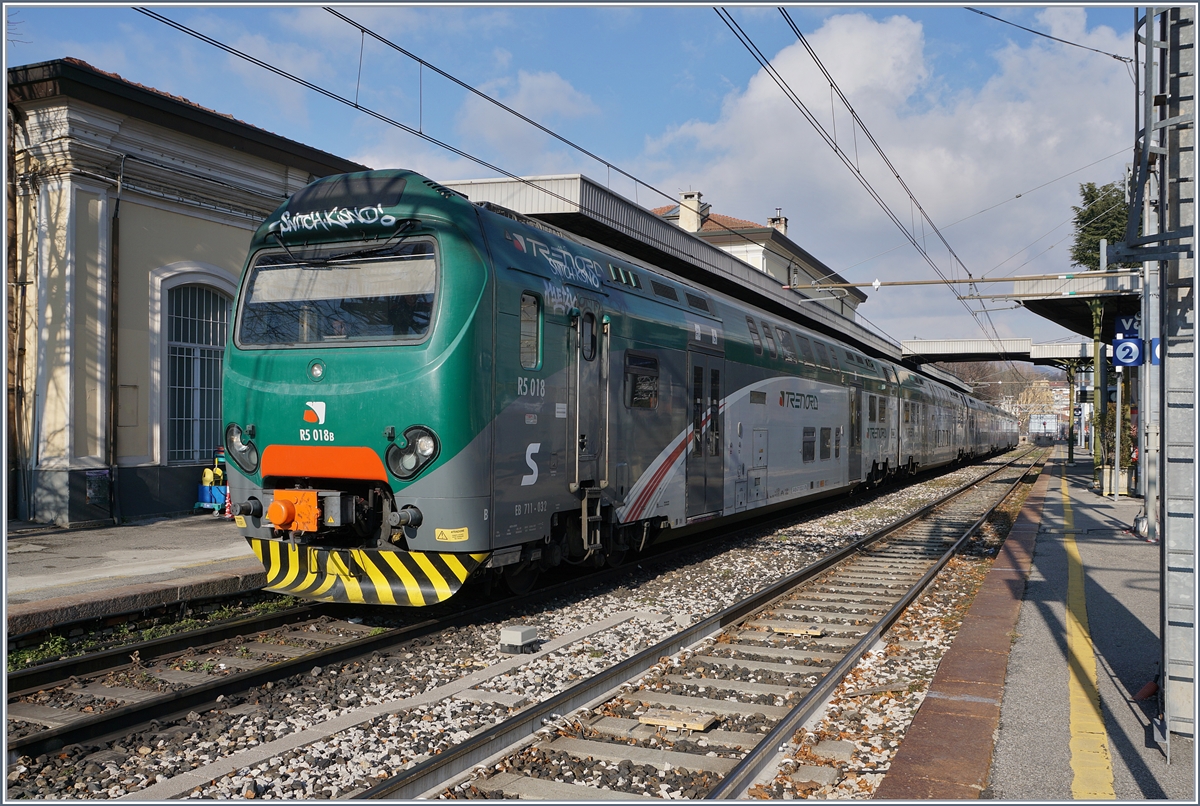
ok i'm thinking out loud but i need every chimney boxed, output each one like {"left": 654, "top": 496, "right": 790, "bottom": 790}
{"left": 768, "top": 207, "right": 788, "bottom": 237}
{"left": 679, "top": 190, "right": 703, "bottom": 233}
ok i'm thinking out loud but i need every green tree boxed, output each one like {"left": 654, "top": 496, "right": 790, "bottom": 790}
{"left": 1069, "top": 181, "right": 1138, "bottom": 270}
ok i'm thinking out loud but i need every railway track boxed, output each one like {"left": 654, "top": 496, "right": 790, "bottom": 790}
{"left": 355, "top": 447, "right": 1042, "bottom": 800}
{"left": 4, "top": 449, "right": 1037, "bottom": 799}
{"left": 3, "top": 453, "right": 980, "bottom": 748}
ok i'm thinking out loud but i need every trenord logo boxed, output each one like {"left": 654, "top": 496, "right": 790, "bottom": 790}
{"left": 779, "top": 391, "right": 819, "bottom": 410}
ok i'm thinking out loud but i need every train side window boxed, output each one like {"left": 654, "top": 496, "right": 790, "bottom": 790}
{"left": 520, "top": 292, "right": 541, "bottom": 370}
{"left": 828, "top": 349, "right": 840, "bottom": 371}
{"left": 580, "top": 312, "right": 597, "bottom": 361}
{"left": 795, "top": 335, "right": 815, "bottom": 365}
{"left": 625, "top": 352, "right": 659, "bottom": 409}
{"left": 746, "top": 318, "right": 763, "bottom": 355}
{"left": 776, "top": 328, "right": 798, "bottom": 363}
{"left": 904, "top": 400, "right": 911, "bottom": 424}
{"left": 814, "top": 341, "right": 831, "bottom": 368}
{"left": 820, "top": 427, "right": 832, "bottom": 460}
{"left": 692, "top": 365, "right": 705, "bottom": 455}
{"left": 761, "top": 321, "right": 778, "bottom": 359}
{"left": 802, "top": 427, "right": 816, "bottom": 463}
{"left": 869, "top": 396, "right": 877, "bottom": 422}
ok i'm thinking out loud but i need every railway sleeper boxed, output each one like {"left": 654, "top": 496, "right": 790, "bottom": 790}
{"left": 536, "top": 735, "right": 743, "bottom": 776}
{"left": 773, "top": 600, "right": 892, "bottom": 615}
{"left": 662, "top": 674, "right": 809, "bottom": 701}
{"left": 721, "top": 644, "right": 843, "bottom": 664}
{"left": 587, "top": 715, "right": 766, "bottom": 752}
{"left": 734, "top": 629, "right": 861, "bottom": 648}
{"left": 689, "top": 655, "right": 830, "bottom": 678}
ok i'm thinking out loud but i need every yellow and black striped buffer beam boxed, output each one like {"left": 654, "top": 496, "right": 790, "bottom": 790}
{"left": 247, "top": 538, "right": 489, "bottom": 606}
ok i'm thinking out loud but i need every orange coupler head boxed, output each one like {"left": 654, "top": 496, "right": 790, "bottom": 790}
{"left": 266, "top": 490, "right": 320, "bottom": 532}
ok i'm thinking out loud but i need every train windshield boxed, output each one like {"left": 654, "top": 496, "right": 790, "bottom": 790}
{"left": 236, "top": 240, "right": 436, "bottom": 347}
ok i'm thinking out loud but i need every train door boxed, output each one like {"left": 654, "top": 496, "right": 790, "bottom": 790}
{"left": 848, "top": 383, "right": 863, "bottom": 481}
{"left": 569, "top": 296, "right": 609, "bottom": 493}
{"left": 686, "top": 351, "right": 724, "bottom": 518}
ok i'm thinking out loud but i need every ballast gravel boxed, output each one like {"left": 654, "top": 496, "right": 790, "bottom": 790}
{"left": 5, "top": 457, "right": 1017, "bottom": 800}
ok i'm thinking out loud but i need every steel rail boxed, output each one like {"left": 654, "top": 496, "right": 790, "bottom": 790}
{"left": 5, "top": 614, "right": 445, "bottom": 762}
{"left": 4, "top": 486, "right": 847, "bottom": 762}
{"left": 5, "top": 481, "right": 855, "bottom": 759}
{"left": 7, "top": 605, "right": 321, "bottom": 694}
{"left": 354, "top": 448, "right": 1038, "bottom": 799}
{"left": 7, "top": 451, "right": 1028, "bottom": 767}
{"left": 706, "top": 450, "right": 1043, "bottom": 798}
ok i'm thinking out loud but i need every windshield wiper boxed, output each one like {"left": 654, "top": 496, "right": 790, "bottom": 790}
{"left": 323, "top": 218, "right": 422, "bottom": 262}
{"left": 268, "top": 231, "right": 330, "bottom": 267}
{"left": 265, "top": 218, "right": 421, "bottom": 267}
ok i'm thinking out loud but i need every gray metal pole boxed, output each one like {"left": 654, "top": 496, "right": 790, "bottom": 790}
{"left": 1114, "top": 365, "right": 1122, "bottom": 500}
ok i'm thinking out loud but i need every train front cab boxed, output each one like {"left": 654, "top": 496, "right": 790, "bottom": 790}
{"left": 223, "top": 172, "right": 498, "bottom": 606}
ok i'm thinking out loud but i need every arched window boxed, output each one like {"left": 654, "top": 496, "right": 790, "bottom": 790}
{"left": 167, "top": 285, "right": 231, "bottom": 464}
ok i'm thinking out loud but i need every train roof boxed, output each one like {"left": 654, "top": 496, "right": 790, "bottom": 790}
{"left": 444, "top": 174, "right": 974, "bottom": 396}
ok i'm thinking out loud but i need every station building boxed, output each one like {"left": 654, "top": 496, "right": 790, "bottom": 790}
{"left": 652, "top": 191, "right": 867, "bottom": 320}
{"left": 6, "top": 58, "right": 365, "bottom": 527}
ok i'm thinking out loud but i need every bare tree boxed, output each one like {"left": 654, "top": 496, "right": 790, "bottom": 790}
{"left": 7, "top": 10, "right": 30, "bottom": 45}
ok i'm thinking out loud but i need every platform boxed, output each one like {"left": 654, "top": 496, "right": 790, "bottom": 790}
{"left": 878, "top": 447, "right": 1194, "bottom": 800}
{"left": 5, "top": 513, "right": 263, "bottom": 637}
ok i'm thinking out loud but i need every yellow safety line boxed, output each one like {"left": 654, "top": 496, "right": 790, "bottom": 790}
{"left": 1062, "top": 463, "right": 1116, "bottom": 799}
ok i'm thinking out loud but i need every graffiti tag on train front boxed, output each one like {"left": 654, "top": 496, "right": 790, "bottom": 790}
{"left": 279, "top": 205, "right": 398, "bottom": 234}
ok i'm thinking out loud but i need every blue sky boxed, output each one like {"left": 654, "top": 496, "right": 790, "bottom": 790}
{"left": 6, "top": 3, "right": 1139, "bottom": 347}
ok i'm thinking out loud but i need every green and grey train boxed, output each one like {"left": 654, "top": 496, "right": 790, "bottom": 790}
{"left": 223, "top": 169, "right": 1017, "bottom": 606}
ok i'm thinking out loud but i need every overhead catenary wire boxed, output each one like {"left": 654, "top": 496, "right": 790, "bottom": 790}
{"left": 983, "top": 197, "right": 1124, "bottom": 279}
{"left": 965, "top": 7, "right": 1133, "bottom": 63}
{"left": 779, "top": 7, "right": 975, "bottom": 285}
{"left": 839, "top": 146, "right": 1129, "bottom": 274}
{"left": 775, "top": 4, "right": 1015, "bottom": 364}
{"left": 133, "top": 7, "right": 895, "bottom": 346}
{"left": 322, "top": 6, "right": 818, "bottom": 290}
{"left": 774, "top": 7, "right": 1055, "bottom": 374}
{"left": 716, "top": 8, "right": 1013, "bottom": 369}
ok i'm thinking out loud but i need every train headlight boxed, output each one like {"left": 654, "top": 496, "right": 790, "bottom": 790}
{"left": 225, "top": 423, "right": 260, "bottom": 475}
{"left": 415, "top": 435, "right": 436, "bottom": 458}
{"left": 386, "top": 426, "right": 440, "bottom": 480}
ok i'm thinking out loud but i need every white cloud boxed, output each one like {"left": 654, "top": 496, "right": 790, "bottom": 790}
{"left": 454, "top": 70, "right": 600, "bottom": 172}
{"left": 638, "top": 11, "right": 1133, "bottom": 343}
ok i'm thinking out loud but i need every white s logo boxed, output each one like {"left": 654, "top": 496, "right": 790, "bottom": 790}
{"left": 521, "top": 443, "right": 541, "bottom": 486}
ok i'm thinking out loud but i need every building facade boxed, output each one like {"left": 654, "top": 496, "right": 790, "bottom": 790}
{"left": 7, "top": 58, "right": 366, "bottom": 526}
{"left": 653, "top": 191, "right": 867, "bottom": 318}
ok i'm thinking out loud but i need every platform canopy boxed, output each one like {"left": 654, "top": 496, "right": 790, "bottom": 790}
{"left": 901, "top": 339, "right": 1109, "bottom": 367}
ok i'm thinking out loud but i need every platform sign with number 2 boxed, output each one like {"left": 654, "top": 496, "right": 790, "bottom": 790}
{"left": 1113, "top": 338, "right": 1144, "bottom": 366}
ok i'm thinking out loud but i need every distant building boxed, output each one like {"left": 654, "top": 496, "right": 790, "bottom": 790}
{"left": 653, "top": 192, "right": 867, "bottom": 319}
{"left": 7, "top": 58, "right": 366, "bottom": 526}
